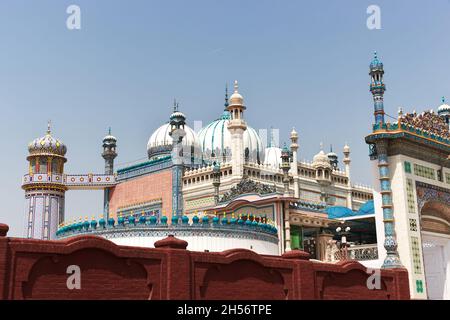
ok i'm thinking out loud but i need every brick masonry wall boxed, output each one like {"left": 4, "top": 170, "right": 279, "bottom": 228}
{"left": 0, "top": 223, "right": 410, "bottom": 300}
{"left": 108, "top": 169, "right": 172, "bottom": 219}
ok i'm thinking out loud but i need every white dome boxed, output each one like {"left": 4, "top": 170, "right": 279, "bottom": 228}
{"left": 198, "top": 111, "right": 264, "bottom": 164}
{"left": 147, "top": 123, "right": 199, "bottom": 160}
{"left": 438, "top": 103, "right": 450, "bottom": 114}
{"left": 264, "top": 146, "right": 282, "bottom": 168}
{"left": 312, "top": 150, "right": 331, "bottom": 169}
{"left": 437, "top": 97, "right": 450, "bottom": 116}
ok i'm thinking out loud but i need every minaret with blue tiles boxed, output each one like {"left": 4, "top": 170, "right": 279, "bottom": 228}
{"left": 369, "top": 52, "right": 403, "bottom": 269}
{"left": 369, "top": 51, "right": 386, "bottom": 125}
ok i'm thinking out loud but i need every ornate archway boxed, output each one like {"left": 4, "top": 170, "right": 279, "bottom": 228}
{"left": 416, "top": 182, "right": 450, "bottom": 299}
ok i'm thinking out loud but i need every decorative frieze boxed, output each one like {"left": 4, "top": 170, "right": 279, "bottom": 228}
{"left": 413, "top": 164, "right": 436, "bottom": 180}
{"left": 410, "top": 236, "right": 422, "bottom": 275}
{"left": 406, "top": 179, "right": 416, "bottom": 214}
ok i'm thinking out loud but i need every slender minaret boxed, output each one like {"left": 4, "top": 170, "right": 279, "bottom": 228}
{"left": 369, "top": 52, "right": 402, "bottom": 268}
{"left": 102, "top": 128, "right": 117, "bottom": 219}
{"left": 370, "top": 51, "right": 386, "bottom": 125}
{"left": 343, "top": 143, "right": 352, "bottom": 209}
{"left": 226, "top": 80, "right": 247, "bottom": 179}
{"left": 169, "top": 100, "right": 186, "bottom": 217}
{"left": 212, "top": 162, "right": 221, "bottom": 204}
{"left": 290, "top": 128, "right": 299, "bottom": 198}
{"left": 22, "top": 122, "right": 67, "bottom": 240}
{"left": 280, "top": 143, "right": 291, "bottom": 196}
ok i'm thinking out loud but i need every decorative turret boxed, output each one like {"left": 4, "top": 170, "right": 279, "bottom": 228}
{"left": 102, "top": 127, "right": 117, "bottom": 175}
{"left": 102, "top": 127, "right": 117, "bottom": 219}
{"left": 343, "top": 143, "right": 352, "bottom": 208}
{"left": 369, "top": 51, "right": 386, "bottom": 125}
{"left": 290, "top": 128, "right": 300, "bottom": 198}
{"left": 327, "top": 145, "right": 338, "bottom": 170}
{"left": 226, "top": 80, "right": 248, "bottom": 179}
{"left": 280, "top": 143, "right": 291, "bottom": 196}
{"left": 212, "top": 162, "right": 221, "bottom": 205}
{"left": 23, "top": 122, "right": 67, "bottom": 240}
{"left": 438, "top": 96, "right": 450, "bottom": 129}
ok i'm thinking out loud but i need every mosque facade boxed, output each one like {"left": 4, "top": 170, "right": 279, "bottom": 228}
{"left": 22, "top": 80, "right": 374, "bottom": 259}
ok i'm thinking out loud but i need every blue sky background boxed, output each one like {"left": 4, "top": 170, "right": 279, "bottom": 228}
{"left": 1, "top": 0, "right": 450, "bottom": 236}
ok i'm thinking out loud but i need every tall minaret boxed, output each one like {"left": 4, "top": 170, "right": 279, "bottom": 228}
{"left": 226, "top": 80, "right": 247, "bottom": 179}
{"left": 22, "top": 122, "right": 67, "bottom": 240}
{"left": 169, "top": 100, "right": 186, "bottom": 217}
{"left": 102, "top": 128, "right": 117, "bottom": 218}
{"left": 369, "top": 52, "right": 402, "bottom": 268}
{"left": 370, "top": 51, "right": 386, "bottom": 125}
{"left": 290, "top": 128, "right": 299, "bottom": 198}
{"left": 343, "top": 143, "right": 352, "bottom": 209}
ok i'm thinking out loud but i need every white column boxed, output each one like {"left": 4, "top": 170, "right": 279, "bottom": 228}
{"left": 284, "top": 201, "right": 291, "bottom": 252}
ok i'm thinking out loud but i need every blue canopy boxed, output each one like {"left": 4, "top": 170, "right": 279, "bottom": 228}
{"left": 326, "top": 200, "right": 375, "bottom": 219}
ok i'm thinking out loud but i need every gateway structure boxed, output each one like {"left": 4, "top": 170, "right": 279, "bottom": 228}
{"left": 366, "top": 52, "right": 450, "bottom": 299}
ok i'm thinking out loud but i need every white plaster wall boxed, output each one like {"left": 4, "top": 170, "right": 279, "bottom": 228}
{"left": 108, "top": 234, "right": 279, "bottom": 255}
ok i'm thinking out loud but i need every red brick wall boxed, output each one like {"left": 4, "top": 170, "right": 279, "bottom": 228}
{"left": 0, "top": 225, "right": 410, "bottom": 300}
{"left": 108, "top": 169, "right": 172, "bottom": 219}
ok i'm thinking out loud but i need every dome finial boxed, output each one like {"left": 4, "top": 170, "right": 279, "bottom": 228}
{"left": 47, "top": 120, "right": 51, "bottom": 135}
{"left": 320, "top": 142, "right": 323, "bottom": 150}
{"left": 374, "top": 51, "right": 377, "bottom": 59}
{"left": 224, "top": 83, "right": 229, "bottom": 109}
{"left": 442, "top": 96, "right": 445, "bottom": 104}
{"left": 233, "top": 80, "right": 239, "bottom": 93}
{"left": 173, "top": 98, "right": 178, "bottom": 112}
{"left": 108, "top": 126, "right": 111, "bottom": 135}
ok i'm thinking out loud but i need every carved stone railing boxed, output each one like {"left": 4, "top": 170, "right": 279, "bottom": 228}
{"left": 326, "top": 242, "right": 378, "bottom": 262}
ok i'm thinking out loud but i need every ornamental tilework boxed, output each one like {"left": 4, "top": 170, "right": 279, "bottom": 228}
{"left": 413, "top": 164, "right": 436, "bottom": 180}
{"left": 185, "top": 196, "right": 215, "bottom": 211}
{"left": 415, "top": 181, "right": 450, "bottom": 213}
{"left": 416, "top": 280, "right": 424, "bottom": 293}
{"left": 409, "top": 218, "right": 417, "bottom": 232}
{"left": 404, "top": 161, "right": 412, "bottom": 174}
{"left": 410, "top": 236, "right": 422, "bottom": 275}
{"left": 406, "top": 179, "right": 416, "bottom": 214}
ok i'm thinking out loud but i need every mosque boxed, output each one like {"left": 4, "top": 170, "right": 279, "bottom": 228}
{"left": 22, "top": 79, "right": 374, "bottom": 259}
{"left": 22, "top": 52, "right": 450, "bottom": 300}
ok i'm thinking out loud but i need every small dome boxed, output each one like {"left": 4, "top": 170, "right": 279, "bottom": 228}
{"left": 370, "top": 51, "right": 383, "bottom": 69}
{"left": 28, "top": 124, "right": 67, "bottom": 158}
{"left": 103, "top": 128, "right": 117, "bottom": 143}
{"left": 290, "top": 127, "right": 298, "bottom": 139}
{"left": 343, "top": 143, "right": 350, "bottom": 153}
{"left": 327, "top": 151, "right": 337, "bottom": 158}
{"left": 264, "top": 146, "right": 282, "bottom": 168}
{"left": 313, "top": 149, "right": 331, "bottom": 169}
{"left": 147, "top": 122, "right": 200, "bottom": 160}
{"left": 229, "top": 80, "right": 244, "bottom": 106}
{"left": 438, "top": 97, "right": 450, "bottom": 115}
{"left": 170, "top": 111, "right": 186, "bottom": 120}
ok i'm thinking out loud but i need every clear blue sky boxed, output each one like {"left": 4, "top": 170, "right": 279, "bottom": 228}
{"left": 1, "top": 0, "right": 450, "bottom": 236}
